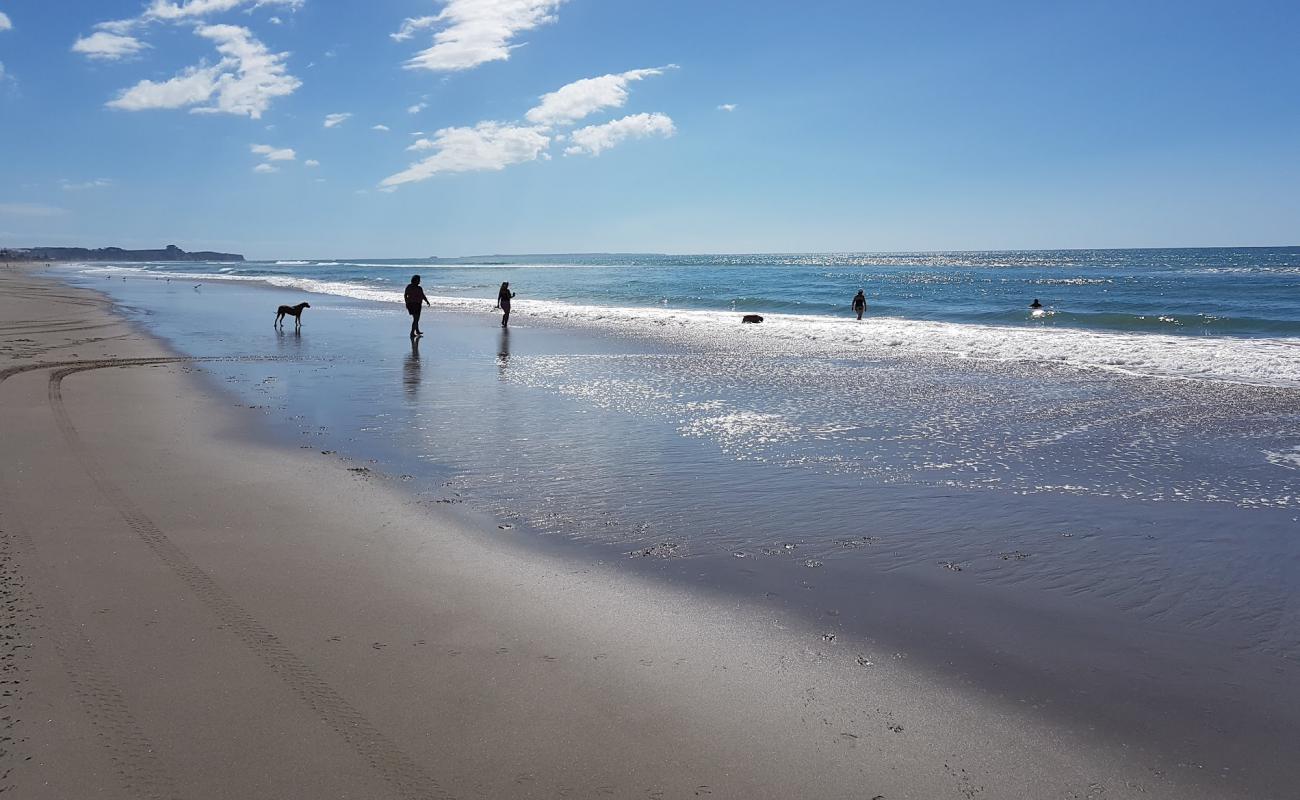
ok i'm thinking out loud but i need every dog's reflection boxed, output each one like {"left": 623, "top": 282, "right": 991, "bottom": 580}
{"left": 403, "top": 336, "right": 421, "bottom": 398}
{"left": 275, "top": 327, "right": 302, "bottom": 351}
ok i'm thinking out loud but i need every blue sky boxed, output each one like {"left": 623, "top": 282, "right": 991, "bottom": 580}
{"left": 1, "top": 0, "right": 1297, "bottom": 259}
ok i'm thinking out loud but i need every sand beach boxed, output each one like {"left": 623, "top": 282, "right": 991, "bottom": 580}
{"left": 0, "top": 265, "right": 1293, "bottom": 799}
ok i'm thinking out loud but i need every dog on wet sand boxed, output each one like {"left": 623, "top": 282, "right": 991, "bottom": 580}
{"left": 275, "top": 302, "right": 311, "bottom": 329}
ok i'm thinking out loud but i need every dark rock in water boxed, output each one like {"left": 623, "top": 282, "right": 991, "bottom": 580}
{"left": 741, "top": 314, "right": 764, "bottom": 324}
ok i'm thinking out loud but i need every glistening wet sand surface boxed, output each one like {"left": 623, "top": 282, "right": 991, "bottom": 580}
{"left": 1, "top": 266, "right": 1295, "bottom": 797}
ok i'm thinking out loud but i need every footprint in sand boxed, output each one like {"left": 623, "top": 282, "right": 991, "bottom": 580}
{"left": 638, "top": 658, "right": 654, "bottom": 667}
{"left": 496, "top": 646, "right": 510, "bottom": 655}
{"left": 446, "top": 649, "right": 461, "bottom": 657}
{"left": 412, "top": 640, "right": 426, "bottom": 646}
{"left": 327, "top": 635, "right": 342, "bottom": 642}
{"left": 372, "top": 642, "right": 387, "bottom": 650}
{"left": 592, "top": 652, "right": 607, "bottom": 661}
{"left": 539, "top": 654, "right": 558, "bottom": 663}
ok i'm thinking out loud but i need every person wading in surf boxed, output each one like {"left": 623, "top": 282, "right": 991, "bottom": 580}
{"left": 852, "top": 289, "right": 867, "bottom": 320}
{"left": 405, "top": 275, "right": 431, "bottom": 338}
{"left": 496, "top": 281, "right": 516, "bottom": 328}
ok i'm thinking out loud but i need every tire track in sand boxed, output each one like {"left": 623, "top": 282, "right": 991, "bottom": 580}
{"left": 41, "top": 359, "right": 451, "bottom": 800}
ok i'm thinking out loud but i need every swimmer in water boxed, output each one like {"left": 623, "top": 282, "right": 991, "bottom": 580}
{"left": 1029, "top": 298, "right": 1043, "bottom": 309}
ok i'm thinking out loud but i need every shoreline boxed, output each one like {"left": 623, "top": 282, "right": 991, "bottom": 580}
{"left": 0, "top": 265, "right": 1287, "bottom": 798}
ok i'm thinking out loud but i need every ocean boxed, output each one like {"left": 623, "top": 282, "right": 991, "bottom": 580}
{"left": 61, "top": 247, "right": 1300, "bottom": 787}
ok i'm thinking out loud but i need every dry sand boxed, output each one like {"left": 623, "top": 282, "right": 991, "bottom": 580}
{"left": 0, "top": 266, "right": 1242, "bottom": 799}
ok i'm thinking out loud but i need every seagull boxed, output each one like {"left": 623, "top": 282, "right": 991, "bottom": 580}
{"left": 193, "top": 283, "right": 203, "bottom": 290}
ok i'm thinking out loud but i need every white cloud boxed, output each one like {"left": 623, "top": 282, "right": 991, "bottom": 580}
{"left": 0, "top": 62, "right": 6, "bottom": 83}
{"left": 372, "top": 124, "right": 390, "bottom": 131}
{"left": 717, "top": 103, "right": 736, "bottom": 112}
{"left": 60, "top": 178, "right": 114, "bottom": 190}
{"left": 250, "top": 143, "right": 295, "bottom": 161}
{"left": 0, "top": 12, "right": 12, "bottom": 31}
{"left": 407, "top": 138, "right": 435, "bottom": 152}
{"left": 304, "top": 159, "right": 320, "bottom": 167}
{"left": 323, "top": 112, "right": 352, "bottom": 128}
{"left": 109, "top": 62, "right": 224, "bottom": 112}
{"left": 72, "top": 31, "right": 150, "bottom": 60}
{"left": 106, "top": 25, "right": 300, "bottom": 118}
{"left": 381, "top": 122, "right": 550, "bottom": 188}
{"left": 398, "top": 0, "right": 564, "bottom": 72}
{"left": 268, "top": 16, "right": 282, "bottom": 24}
{"left": 253, "top": 162, "right": 278, "bottom": 173}
{"left": 525, "top": 65, "right": 672, "bottom": 127}
{"left": 143, "top": 0, "right": 302, "bottom": 22}
{"left": 390, "top": 15, "right": 437, "bottom": 42}
{"left": 94, "top": 19, "right": 139, "bottom": 34}
{"left": 564, "top": 112, "right": 674, "bottom": 157}
{"left": 407, "top": 102, "right": 427, "bottom": 114}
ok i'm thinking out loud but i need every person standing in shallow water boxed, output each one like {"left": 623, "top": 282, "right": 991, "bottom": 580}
{"left": 404, "top": 275, "right": 430, "bottom": 338}
{"left": 496, "top": 281, "right": 516, "bottom": 328}
{"left": 851, "top": 290, "right": 867, "bottom": 320}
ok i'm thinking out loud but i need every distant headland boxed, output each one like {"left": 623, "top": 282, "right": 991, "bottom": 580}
{"left": 1, "top": 244, "right": 245, "bottom": 262}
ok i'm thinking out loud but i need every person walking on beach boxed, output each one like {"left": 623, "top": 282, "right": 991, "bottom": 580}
{"left": 405, "top": 275, "right": 431, "bottom": 338}
{"left": 496, "top": 281, "right": 516, "bottom": 328}
{"left": 852, "top": 290, "right": 867, "bottom": 320}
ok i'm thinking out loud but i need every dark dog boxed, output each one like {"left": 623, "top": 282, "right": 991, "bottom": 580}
{"left": 275, "top": 302, "right": 311, "bottom": 329}
{"left": 741, "top": 314, "right": 764, "bottom": 324}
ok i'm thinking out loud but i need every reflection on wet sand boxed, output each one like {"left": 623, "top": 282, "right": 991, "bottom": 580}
{"left": 497, "top": 328, "right": 510, "bottom": 377}
{"left": 404, "top": 336, "right": 421, "bottom": 398}
{"left": 275, "top": 327, "right": 302, "bottom": 351}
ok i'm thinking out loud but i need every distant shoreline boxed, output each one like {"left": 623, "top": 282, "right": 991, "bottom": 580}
{"left": 0, "top": 244, "right": 244, "bottom": 263}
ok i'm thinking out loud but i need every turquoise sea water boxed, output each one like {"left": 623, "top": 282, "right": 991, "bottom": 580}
{"left": 96, "top": 246, "right": 1300, "bottom": 336}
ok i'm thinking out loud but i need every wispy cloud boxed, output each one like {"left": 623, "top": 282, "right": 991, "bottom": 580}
{"left": 525, "top": 65, "right": 673, "bottom": 127}
{"left": 390, "top": 15, "right": 437, "bottom": 42}
{"left": 564, "top": 112, "right": 675, "bottom": 157}
{"left": 106, "top": 25, "right": 300, "bottom": 118}
{"left": 323, "top": 112, "right": 352, "bottom": 128}
{"left": 253, "top": 162, "right": 278, "bottom": 173}
{"left": 407, "top": 102, "right": 427, "bottom": 115}
{"left": 304, "top": 159, "right": 320, "bottom": 167}
{"left": 396, "top": 0, "right": 564, "bottom": 72}
{"left": 372, "top": 124, "right": 390, "bottom": 132}
{"left": 250, "top": 143, "right": 296, "bottom": 161}
{"left": 0, "top": 203, "right": 67, "bottom": 218}
{"left": 382, "top": 63, "right": 677, "bottom": 187}
{"left": 717, "top": 103, "right": 736, "bottom": 112}
{"left": 0, "top": 12, "right": 12, "bottom": 32}
{"left": 143, "top": 0, "right": 303, "bottom": 22}
{"left": 72, "top": 31, "right": 151, "bottom": 60}
{"left": 60, "top": 178, "right": 114, "bottom": 191}
{"left": 381, "top": 122, "right": 550, "bottom": 188}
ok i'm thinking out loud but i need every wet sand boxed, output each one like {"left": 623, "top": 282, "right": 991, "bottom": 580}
{"left": 0, "top": 266, "right": 1266, "bottom": 799}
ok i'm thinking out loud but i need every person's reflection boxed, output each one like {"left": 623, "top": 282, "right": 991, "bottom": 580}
{"left": 496, "top": 327, "right": 510, "bottom": 378}
{"left": 403, "top": 336, "right": 421, "bottom": 398}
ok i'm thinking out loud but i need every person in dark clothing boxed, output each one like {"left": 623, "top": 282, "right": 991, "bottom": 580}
{"left": 404, "top": 275, "right": 431, "bottom": 338}
{"left": 496, "top": 281, "right": 516, "bottom": 328}
{"left": 852, "top": 290, "right": 867, "bottom": 320}
{"left": 1029, "top": 298, "right": 1043, "bottom": 309}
